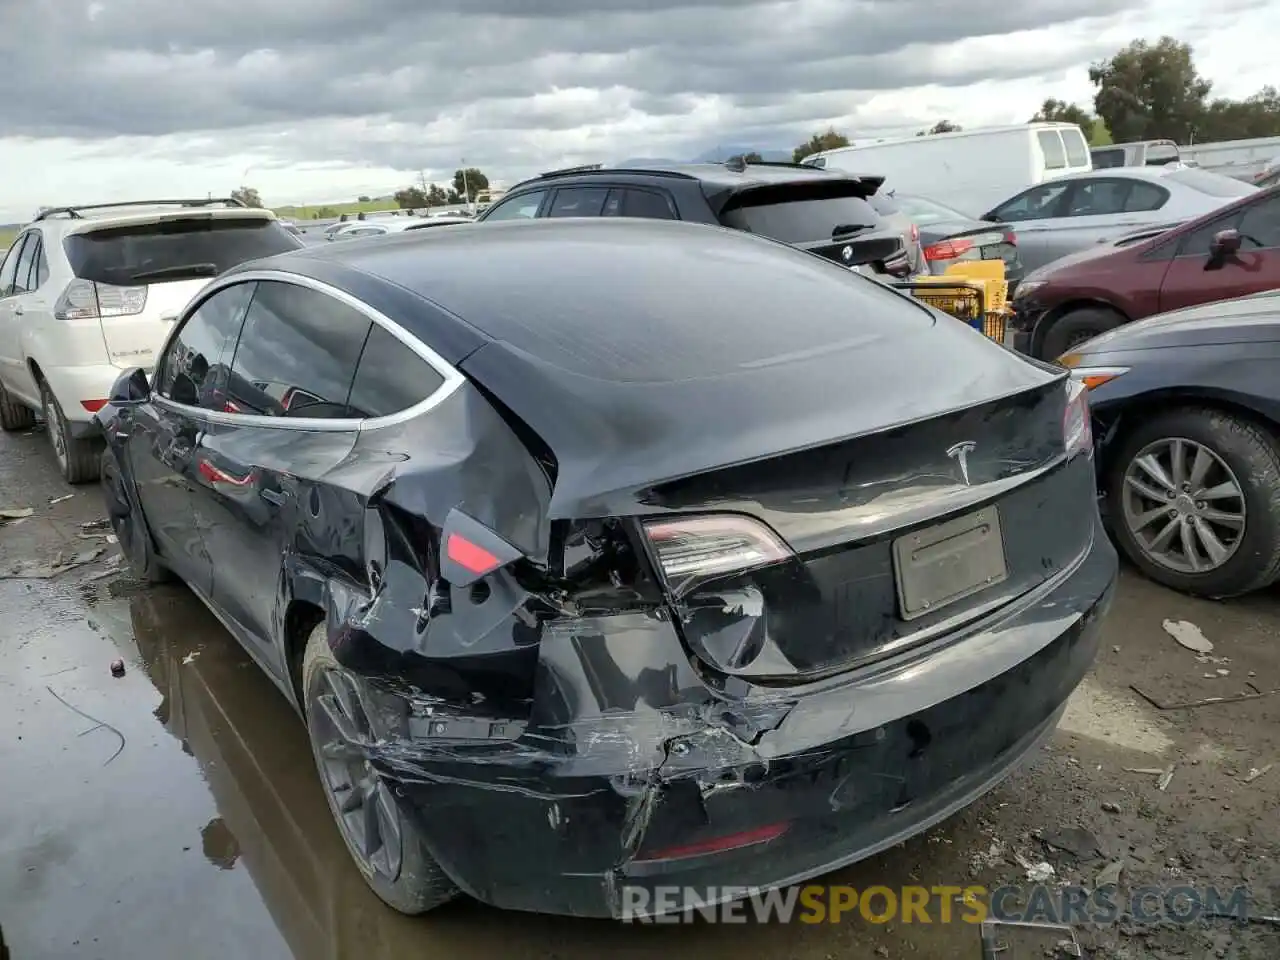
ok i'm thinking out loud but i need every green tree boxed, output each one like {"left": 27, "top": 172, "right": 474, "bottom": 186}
{"left": 1029, "top": 98, "right": 1094, "bottom": 128}
{"left": 1089, "top": 37, "right": 1210, "bottom": 143}
{"left": 917, "top": 120, "right": 961, "bottom": 136}
{"left": 453, "top": 168, "right": 490, "bottom": 202}
{"left": 394, "top": 186, "right": 428, "bottom": 209}
{"left": 357, "top": 195, "right": 371, "bottom": 203}
{"left": 1197, "top": 86, "right": 1280, "bottom": 141}
{"left": 729, "top": 151, "right": 763, "bottom": 164}
{"left": 793, "top": 128, "right": 850, "bottom": 163}
{"left": 426, "top": 184, "right": 449, "bottom": 206}
{"left": 231, "top": 186, "right": 263, "bottom": 208}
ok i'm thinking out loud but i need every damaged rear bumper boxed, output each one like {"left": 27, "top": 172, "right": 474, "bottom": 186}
{"left": 379, "top": 521, "right": 1117, "bottom": 919}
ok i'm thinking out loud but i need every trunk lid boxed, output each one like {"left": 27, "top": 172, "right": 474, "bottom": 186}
{"left": 446, "top": 226, "right": 1087, "bottom": 680}
{"left": 62, "top": 212, "right": 301, "bottom": 371}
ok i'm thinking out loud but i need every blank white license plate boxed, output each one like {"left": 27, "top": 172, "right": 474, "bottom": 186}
{"left": 892, "top": 505, "right": 1008, "bottom": 621}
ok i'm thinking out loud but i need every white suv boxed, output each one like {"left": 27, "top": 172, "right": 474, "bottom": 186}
{"left": 0, "top": 200, "right": 302, "bottom": 482}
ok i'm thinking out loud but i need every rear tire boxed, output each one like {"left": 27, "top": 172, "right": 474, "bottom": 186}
{"left": 1105, "top": 407, "right": 1280, "bottom": 598}
{"left": 1039, "top": 306, "right": 1125, "bottom": 361}
{"left": 0, "top": 381, "right": 35, "bottom": 431}
{"left": 302, "top": 625, "right": 459, "bottom": 915}
{"left": 41, "top": 382, "right": 101, "bottom": 484}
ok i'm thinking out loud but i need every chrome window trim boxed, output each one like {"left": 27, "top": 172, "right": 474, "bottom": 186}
{"left": 153, "top": 268, "right": 466, "bottom": 432}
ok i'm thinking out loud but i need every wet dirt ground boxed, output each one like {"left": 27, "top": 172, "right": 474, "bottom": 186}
{"left": 2, "top": 425, "right": 1278, "bottom": 960}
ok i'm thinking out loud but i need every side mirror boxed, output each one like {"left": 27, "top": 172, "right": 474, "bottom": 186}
{"left": 108, "top": 367, "right": 151, "bottom": 406}
{"left": 1209, "top": 228, "right": 1242, "bottom": 260}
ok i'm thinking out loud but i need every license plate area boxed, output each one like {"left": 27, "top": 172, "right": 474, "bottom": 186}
{"left": 892, "top": 505, "right": 1008, "bottom": 621}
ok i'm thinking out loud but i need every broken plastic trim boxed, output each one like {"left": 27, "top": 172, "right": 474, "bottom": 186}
{"left": 439, "top": 507, "right": 526, "bottom": 587}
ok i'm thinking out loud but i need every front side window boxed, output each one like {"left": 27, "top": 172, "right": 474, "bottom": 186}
{"left": 156, "top": 283, "right": 256, "bottom": 408}
{"left": 347, "top": 325, "right": 446, "bottom": 418}
{"left": 481, "top": 190, "right": 547, "bottom": 221}
{"left": 224, "top": 281, "right": 371, "bottom": 419}
{"left": 1091, "top": 148, "right": 1125, "bottom": 169}
{"left": 1238, "top": 195, "right": 1280, "bottom": 250}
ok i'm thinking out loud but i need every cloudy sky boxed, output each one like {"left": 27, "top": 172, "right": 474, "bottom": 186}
{"left": 0, "top": 0, "right": 1276, "bottom": 221}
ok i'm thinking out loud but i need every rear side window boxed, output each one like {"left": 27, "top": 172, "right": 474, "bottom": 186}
{"left": 1062, "top": 128, "right": 1089, "bottom": 167}
{"left": 604, "top": 188, "right": 677, "bottom": 219}
{"left": 64, "top": 217, "right": 301, "bottom": 286}
{"left": 1037, "top": 131, "right": 1066, "bottom": 170}
{"left": 347, "top": 325, "right": 446, "bottom": 418}
{"left": 720, "top": 194, "right": 880, "bottom": 244}
{"left": 991, "top": 181, "right": 1070, "bottom": 222}
{"left": 11, "top": 234, "right": 38, "bottom": 294}
{"left": 1166, "top": 168, "right": 1258, "bottom": 198}
{"left": 0, "top": 238, "right": 24, "bottom": 295}
{"left": 157, "top": 283, "right": 255, "bottom": 408}
{"left": 31, "top": 237, "right": 49, "bottom": 289}
{"left": 224, "top": 281, "right": 371, "bottom": 419}
{"left": 1091, "top": 148, "right": 1124, "bottom": 169}
{"left": 1145, "top": 142, "right": 1180, "bottom": 165}
{"left": 548, "top": 187, "right": 609, "bottom": 218}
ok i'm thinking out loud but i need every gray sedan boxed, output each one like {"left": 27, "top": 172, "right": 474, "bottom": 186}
{"left": 980, "top": 166, "right": 1256, "bottom": 273}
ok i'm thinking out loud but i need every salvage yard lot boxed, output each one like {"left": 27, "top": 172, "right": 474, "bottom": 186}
{"left": 1, "top": 423, "right": 1279, "bottom": 960}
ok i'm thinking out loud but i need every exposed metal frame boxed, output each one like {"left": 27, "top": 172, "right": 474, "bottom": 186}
{"left": 152, "top": 269, "right": 467, "bottom": 433}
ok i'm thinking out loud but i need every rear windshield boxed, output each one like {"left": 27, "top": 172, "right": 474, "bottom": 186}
{"left": 720, "top": 195, "right": 881, "bottom": 244}
{"left": 1091, "top": 148, "right": 1125, "bottom": 169}
{"left": 867, "top": 193, "right": 901, "bottom": 216}
{"left": 1165, "top": 168, "right": 1258, "bottom": 198}
{"left": 894, "top": 194, "right": 971, "bottom": 224}
{"left": 64, "top": 216, "right": 302, "bottom": 285}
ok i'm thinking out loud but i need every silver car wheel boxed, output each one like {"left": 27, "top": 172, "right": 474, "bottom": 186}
{"left": 1121, "top": 436, "right": 1246, "bottom": 574}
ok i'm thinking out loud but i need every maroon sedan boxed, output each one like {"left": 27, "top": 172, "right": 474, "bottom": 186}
{"left": 1010, "top": 184, "right": 1280, "bottom": 359}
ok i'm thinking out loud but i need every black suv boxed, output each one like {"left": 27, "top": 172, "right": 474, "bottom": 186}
{"left": 478, "top": 160, "right": 913, "bottom": 275}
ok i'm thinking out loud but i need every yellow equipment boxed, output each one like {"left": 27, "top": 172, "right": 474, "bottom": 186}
{"left": 890, "top": 259, "right": 1011, "bottom": 345}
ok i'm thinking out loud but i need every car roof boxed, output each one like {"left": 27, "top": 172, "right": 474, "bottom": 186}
{"left": 1050, "top": 166, "right": 1201, "bottom": 185}
{"left": 506, "top": 161, "right": 885, "bottom": 196}
{"left": 229, "top": 218, "right": 917, "bottom": 361}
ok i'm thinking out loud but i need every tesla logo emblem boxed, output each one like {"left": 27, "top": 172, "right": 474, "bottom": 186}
{"left": 947, "top": 441, "right": 977, "bottom": 486}
{"left": 841, "top": 245, "right": 854, "bottom": 261}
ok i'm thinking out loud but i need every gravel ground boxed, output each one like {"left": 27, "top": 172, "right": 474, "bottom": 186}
{"left": 1, "top": 422, "right": 1278, "bottom": 960}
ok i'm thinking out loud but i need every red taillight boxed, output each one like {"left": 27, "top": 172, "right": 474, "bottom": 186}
{"left": 641, "top": 514, "right": 792, "bottom": 597}
{"left": 446, "top": 533, "right": 502, "bottom": 577}
{"left": 1063, "top": 379, "right": 1093, "bottom": 459}
{"left": 634, "top": 822, "right": 790, "bottom": 864}
{"left": 81, "top": 399, "right": 108, "bottom": 413}
{"left": 922, "top": 237, "right": 974, "bottom": 261}
{"left": 1004, "top": 231, "right": 1016, "bottom": 246}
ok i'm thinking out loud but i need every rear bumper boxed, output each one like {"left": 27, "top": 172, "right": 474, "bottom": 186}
{"left": 384, "top": 520, "right": 1118, "bottom": 918}
{"left": 38, "top": 363, "right": 123, "bottom": 428}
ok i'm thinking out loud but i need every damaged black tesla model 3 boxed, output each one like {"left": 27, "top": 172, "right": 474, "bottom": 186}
{"left": 98, "top": 218, "right": 1116, "bottom": 919}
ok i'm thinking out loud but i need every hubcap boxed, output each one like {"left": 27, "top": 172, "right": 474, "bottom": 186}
{"left": 44, "top": 395, "right": 67, "bottom": 469}
{"left": 1121, "top": 437, "right": 1246, "bottom": 575}
{"left": 310, "top": 669, "right": 404, "bottom": 883}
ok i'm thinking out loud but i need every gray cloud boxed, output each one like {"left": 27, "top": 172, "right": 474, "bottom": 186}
{"left": 0, "top": 0, "right": 1143, "bottom": 179}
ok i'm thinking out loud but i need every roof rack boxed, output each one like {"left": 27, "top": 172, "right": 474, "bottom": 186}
{"left": 536, "top": 163, "right": 605, "bottom": 179}
{"left": 32, "top": 198, "right": 247, "bottom": 222}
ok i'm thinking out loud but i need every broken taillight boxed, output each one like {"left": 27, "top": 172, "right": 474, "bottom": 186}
{"left": 641, "top": 514, "right": 792, "bottom": 598}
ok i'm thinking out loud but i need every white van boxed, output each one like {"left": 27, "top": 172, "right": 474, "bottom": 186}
{"left": 802, "top": 123, "right": 1093, "bottom": 219}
